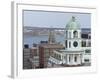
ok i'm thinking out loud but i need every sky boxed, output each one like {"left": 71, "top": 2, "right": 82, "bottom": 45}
{"left": 23, "top": 10, "right": 91, "bottom": 28}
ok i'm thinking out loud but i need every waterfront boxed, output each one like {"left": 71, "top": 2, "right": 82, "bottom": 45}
{"left": 24, "top": 34, "right": 65, "bottom": 48}
{"left": 23, "top": 28, "right": 91, "bottom": 48}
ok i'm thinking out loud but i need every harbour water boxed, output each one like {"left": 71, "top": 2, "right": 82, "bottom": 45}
{"left": 24, "top": 35, "right": 65, "bottom": 48}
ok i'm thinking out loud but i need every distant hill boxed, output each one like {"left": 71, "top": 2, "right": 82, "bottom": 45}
{"left": 23, "top": 26, "right": 91, "bottom": 36}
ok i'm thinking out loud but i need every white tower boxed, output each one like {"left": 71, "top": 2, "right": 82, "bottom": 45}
{"left": 65, "top": 16, "right": 81, "bottom": 50}
{"left": 48, "top": 16, "right": 84, "bottom": 66}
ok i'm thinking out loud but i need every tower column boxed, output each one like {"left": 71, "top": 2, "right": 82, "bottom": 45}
{"left": 71, "top": 54, "right": 73, "bottom": 65}
{"left": 72, "top": 54, "right": 75, "bottom": 64}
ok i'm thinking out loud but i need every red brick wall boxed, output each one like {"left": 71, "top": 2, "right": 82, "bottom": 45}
{"left": 39, "top": 46, "right": 44, "bottom": 68}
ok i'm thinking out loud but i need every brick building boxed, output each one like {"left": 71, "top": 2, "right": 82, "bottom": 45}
{"left": 29, "top": 47, "right": 39, "bottom": 69}
{"left": 23, "top": 47, "right": 32, "bottom": 69}
{"left": 39, "top": 44, "right": 64, "bottom": 68}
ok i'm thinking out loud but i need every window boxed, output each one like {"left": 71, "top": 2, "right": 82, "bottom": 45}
{"left": 65, "top": 40, "right": 67, "bottom": 48}
{"left": 33, "top": 49, "right": 38, "bottom": 56}
{"left": 74, "top": 56, "right": 77, "bottom": 62}
{"left": 81, "top": 41, "right": 86, "bottom": 47}
{"left": 84, "top": 59, "right": 89, "bottom": 62}
{"left": 73, "top": 31, "right": 78, "bottom": 38}
{"left": 69, "top": 56, "right": 71, "bottom": 62}
{"left": 69, "top": 41, "right": 71, "bottom": 48}
{"left": 45, "top": 49, "right": 49, "bottom": 53}
{"left": 85, "top": 49, "right": 91, "bottom": 53}
{"left": 81, "top": 34, "right": 88, "bottom": 39}
{"left": 44, "top": 53, "right": 49, "bottom": 57}
{"left": 66, "top": 31, "right": 68, "bottom": 38}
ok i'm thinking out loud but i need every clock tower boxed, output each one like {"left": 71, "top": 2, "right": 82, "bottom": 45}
{"left": 49, "top": 16, "right": 85, "bottom": 66}
{"left": 65, "top": 16, "right": 81, "bottom": 50}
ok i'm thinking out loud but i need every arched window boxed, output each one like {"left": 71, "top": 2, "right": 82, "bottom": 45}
{"left": 65, "top": 40, "right": 67, "bottom": 48}
{"left": 69, "top": 41, "right": 71, "bottom": 48}
{"left": 73, "top": 31, "right": 78, "bottom": 38}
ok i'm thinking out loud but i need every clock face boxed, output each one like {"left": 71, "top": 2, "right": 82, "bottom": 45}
{"left": 73, "top": 41, "right": 78, "bottom": 47}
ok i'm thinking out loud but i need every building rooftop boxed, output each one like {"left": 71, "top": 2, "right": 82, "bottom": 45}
{"left": 55, "top": 49, "right": 84, "bottom": 55}
{"left": 39, "top": 43, "right": 64, "bottom": 49}
{"left": 66, "top": 16, "right": 80, "bottom": 30}
{"left": 81, "top": 28, "right": 91, "bottom": 34}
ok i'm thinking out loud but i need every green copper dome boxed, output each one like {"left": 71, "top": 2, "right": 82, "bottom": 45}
{"left": 66, "top": 16, "right": 80, "bottom": 30}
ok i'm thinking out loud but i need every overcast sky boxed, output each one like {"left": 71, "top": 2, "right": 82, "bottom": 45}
{"left": 23, "top": 10, "right": 91, "bottom": 28}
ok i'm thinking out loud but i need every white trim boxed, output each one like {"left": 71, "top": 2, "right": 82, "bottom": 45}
{"left": 11, "top": 2, "right": 18, "bottom": 78}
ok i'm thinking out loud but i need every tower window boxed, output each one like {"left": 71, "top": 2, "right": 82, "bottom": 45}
{"left": 74, "top": 56, "right": 77, "bottom": 62}
{"left": 69, "top": 56, "right": 71, "bottom": 62}
{"left": 65, "top": 40, "right": 67, "bottom": 48}
{"left": 73, "top": 31, "right": 78, "bottom": 38}
{"left": 66, "top": 31, "right": 68, "bottom": 38}
{"left": 69, "top": 41, "right": 71, "bottom": 48}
